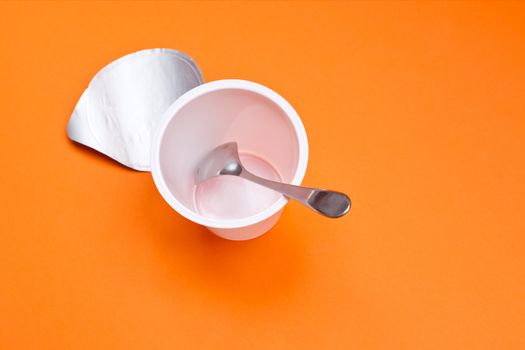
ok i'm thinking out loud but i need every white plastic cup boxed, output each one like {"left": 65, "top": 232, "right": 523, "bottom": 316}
{"left": 150, "top": 80, "right": 308, "bottom": 240}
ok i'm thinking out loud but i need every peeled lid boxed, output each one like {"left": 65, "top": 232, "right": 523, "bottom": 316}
{"left": 67, "top": 48, "right": 204, "bottom": 171}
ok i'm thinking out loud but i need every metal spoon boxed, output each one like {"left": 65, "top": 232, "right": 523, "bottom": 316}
{"left": 195, "top": 142, "right": 351, "bottom": 218}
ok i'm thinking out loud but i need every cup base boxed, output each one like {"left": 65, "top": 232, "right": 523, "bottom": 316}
{"left": 207, "top": 208, "right": 284, "bottom": 240}
{"left": 193, "top": 153, "right": 282, "bottom": 220}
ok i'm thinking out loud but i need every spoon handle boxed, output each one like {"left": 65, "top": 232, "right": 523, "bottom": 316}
{"left": 240, "top": 169, "right": 351, "bottom": 218}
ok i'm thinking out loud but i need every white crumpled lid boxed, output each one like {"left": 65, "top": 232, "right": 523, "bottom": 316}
{"left": 67, "top": 48, "right": 204, "bottom": 171}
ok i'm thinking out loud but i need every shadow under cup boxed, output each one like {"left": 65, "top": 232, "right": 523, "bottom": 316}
{"left": 151, "top": 80, "right": 308, "bottom": 240}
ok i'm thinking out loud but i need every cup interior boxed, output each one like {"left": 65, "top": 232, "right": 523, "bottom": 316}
{"left": 156, "top": 82, "right": 306, "bottom": 225}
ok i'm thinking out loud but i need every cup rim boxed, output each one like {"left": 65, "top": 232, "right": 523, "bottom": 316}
{"left": 150, "top": 79, "right": 309, "bottom": 229}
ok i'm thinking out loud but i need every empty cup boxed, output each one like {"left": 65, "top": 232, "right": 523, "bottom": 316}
{"left": 150, "top": 80, "right": 308, "bottom": 240}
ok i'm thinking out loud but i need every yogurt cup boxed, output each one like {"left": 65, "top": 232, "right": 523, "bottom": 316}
{"left": 151, "top": 80, "right": 308, "bottom": 240}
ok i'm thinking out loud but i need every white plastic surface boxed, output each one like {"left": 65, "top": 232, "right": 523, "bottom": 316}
{"left": 151, "top": 80, "right": 308, "bottom": 240}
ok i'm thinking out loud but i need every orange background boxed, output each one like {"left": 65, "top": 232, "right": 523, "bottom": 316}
{"left": 1, "top": 1, "right": 525, "bottom": 349}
